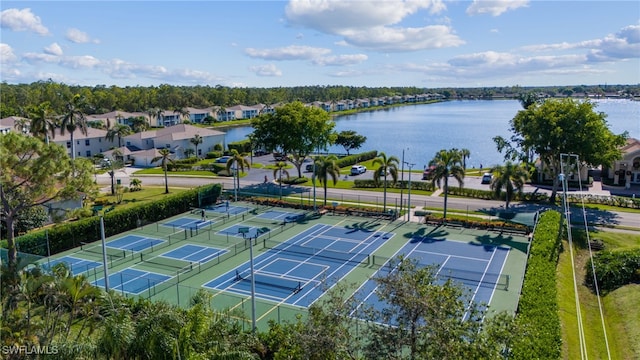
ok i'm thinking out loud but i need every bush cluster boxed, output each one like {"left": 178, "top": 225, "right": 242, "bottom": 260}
{"left": 354, "top": 179, "right": 434, "bottom": 191}
{"left": 511, "top": 210, "right": 562, "bottom": 359}
{"left": 335, "top": 150, "right": 378, "bottom": 168}
{"left": 585, "top": 248, "right": 640, "bottom": 293}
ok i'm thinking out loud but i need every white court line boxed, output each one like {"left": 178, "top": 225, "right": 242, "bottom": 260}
{"left": 412, "top": 248, "right": 491, "bottom": 262}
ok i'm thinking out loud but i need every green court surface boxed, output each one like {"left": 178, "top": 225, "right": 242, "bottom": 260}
{"left": 40, "top": 202, "right": 531, "bottom": 331}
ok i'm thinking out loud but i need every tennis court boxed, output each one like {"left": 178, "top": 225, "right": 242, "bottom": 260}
{"left": 204, "top": 223, "right": 395, "bottom": 307}
{"left": 162, "top": 217, "right": 213, "bottom": 231}
{"left": 43, "top": 255, "right": 101, "bottom": 275}
{"left": 93, "top": 268, "right": 172, "bottom": 295}
{"left": 107, "top": 234, "right": 165, "bottom": 252}
{"left": 205, "top": 203, "right": 251, "bottom": 215}
{"left": 160, "top": 244, "right": 227, "bottom": 264}
{"left": 353, "top": 234, "right": 511, "bottom": 321}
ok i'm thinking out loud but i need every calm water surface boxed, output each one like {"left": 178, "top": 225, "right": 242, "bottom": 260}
{"left": 223, "top": 99, "right": 639, "bottom": 168}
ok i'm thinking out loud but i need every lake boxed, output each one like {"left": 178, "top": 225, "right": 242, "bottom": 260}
{"left": 222, "top": 99, "right": 640, "bottom": 169}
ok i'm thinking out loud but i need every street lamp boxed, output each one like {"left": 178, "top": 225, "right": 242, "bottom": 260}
{"left": 232, "top": 165, "right": 238, "bottom": 202}
{"left": 404, "top": 162, "right": 415, "bottom": 221}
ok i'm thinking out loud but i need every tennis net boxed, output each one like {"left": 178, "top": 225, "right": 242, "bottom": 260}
{"left": 235, "top": 271, "right": 302, "bottom": 294}
{"left": 263, "top": 239, "right": 370, "bottom": 266}
{"left": 436, "top": 268, "right": 510, "bottom": 290}
{"left": 139, "top": 253, "right": 194, "bottom": 273}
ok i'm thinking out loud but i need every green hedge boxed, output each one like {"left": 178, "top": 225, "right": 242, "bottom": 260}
{"left": 512, "top": 210, "right": 562, "bottom": 359}
{"left": 353, "top": 179, "right": 434, "bottom": 191}
{"left": 446, "top": 186, "right": 549, "bottom": 202}
{"left": 228, "top": 139, "right": 252, "bottom": 154}
{"left": 585, "top": 248, "right": 640, "bottom": 293}
{"left": 12, "top": 184, "right": 222, "bottom": 257}
{"left": 335, "top": 150, "right": 378, "bottom": 168}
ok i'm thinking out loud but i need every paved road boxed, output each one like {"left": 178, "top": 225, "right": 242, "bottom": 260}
{"left": 98, "top": 159, "right": 639, "bottom": 230}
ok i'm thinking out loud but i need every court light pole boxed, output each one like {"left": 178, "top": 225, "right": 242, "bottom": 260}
{"left": 404, "top": 162, "right": 415, "bottom": 221}
{"left": 239, "top": 228, "right": 257, "bottom": 333}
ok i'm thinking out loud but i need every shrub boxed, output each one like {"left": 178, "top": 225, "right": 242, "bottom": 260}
{"left": 585, "top": 248, "right": 640, "bottom": 293}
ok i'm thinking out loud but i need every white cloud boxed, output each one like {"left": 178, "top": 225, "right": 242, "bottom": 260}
{"left": 22, "top": 52, "right": 60, "bottom": 64}
{"left": 466, "top": 0, "right": 529, "bottom": 17}
{"left": 285, "top": 0, "right": 461, "bottom": 52}
{"left": 341, "top": 25, "right": 464, "bottom": 52}
{"left": 66, "top": 28, "right": 99, "bottom": 44}
{"left": 0, "top": 43, "right": 18, "bottom": 64}
{"left": 44, "top": 42, "right": 63, "bottom": 56}
{"left": 245, "top": 45, "right": 331, "bottom": 60}
{"left": 521, "top": 24, "right": 640, "bottom": 62}
{"left": 60, "top": 55, "right": 101, "bottom": 69}
{"left": 249, "top": 64, "right": 283, "bottom": 77}
{"left": 0, "top": 8, "right": 49, "bottom": 35}
{"left": 312, "top": 54, "right": 368, "bottom": 66}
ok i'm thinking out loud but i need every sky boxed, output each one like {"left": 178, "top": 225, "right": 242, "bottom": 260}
{"left": 1, "top": 0, "right": 639, "bottom": 88}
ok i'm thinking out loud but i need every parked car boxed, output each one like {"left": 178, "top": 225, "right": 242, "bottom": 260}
{"left": 481, "top": 173, "right": 493, "bottom": 184}
{"left": 273, "top": 152, "right": 288, "bottom": 161}
{"left": 422, "top": 165, "right": 436, "bottom": 180}
{"left": 350, "top": 165, "right": 367, "bottom": 175}
{"left": 305, "top": 164, "right": 314, "bottom": 172}
{"left": 215, "top": 156, "right": 231, "bottom": 163}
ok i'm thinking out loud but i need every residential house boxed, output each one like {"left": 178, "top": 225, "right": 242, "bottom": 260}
{"left": 52, "top": 127, "right": 118, "bottom": 158}
{"left": 123, "top": 124, "right": 225, "bottom": 164}
{"left": 605, "top": 138, "right": 640, "bottom": 188}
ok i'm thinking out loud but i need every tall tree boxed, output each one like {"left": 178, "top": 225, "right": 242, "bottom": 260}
{"left": 372, "top": 152, "right": 399, "bottom": 212}
{"left": 151, "top": 148, "right": 174, "bottom": 194}
{"left": 24, "top": 102, "right": 57, "bottom": 144}
{"left": 429, "top": 149, "right": 465, "bottom": 220}
{"left": 105, "top": 124, "right": 132, "bottom": 148}
{"left": 0, "top": 132, "right": 95, "bottom": 267}
{"left": 490, "top": 161, "right": 529, "bottom": 208}
{"left": 225, "top": 149, "right": 250, "bottom": 197}
{"left": 493, "top": 98, "right": 627, "bottom": 202}
{"left": 313, "top": 155, "right": 340, "bottom": 206}
{"left": 363, "top": 257, "right": 518, "bottom": 359}
{"left": 272, "top": 161, "right": 289, "bottom": 200}
{"left": 251, "top": 101, "right": 336, "bottom": 178}
{"left": 59, "top": 94, "right": 89, "bottom": 160}
{"left": 335, "top": 130, "right": 367, "bottom": 155}
{"left": 189, "top": 134, "right": 203, "bottom": 158}
{"left": 459, "top": 148, "right": 471, "bottom": 170}
{"left": 130, "top": 116, "right": 149, "bottom": 132}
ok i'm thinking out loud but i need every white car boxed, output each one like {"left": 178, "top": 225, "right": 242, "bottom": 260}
{"left": 481, "top": 173, "right": 493, "bottom": 184}
{"left": 350, "top": 165, "right": 367, "bottom": 175}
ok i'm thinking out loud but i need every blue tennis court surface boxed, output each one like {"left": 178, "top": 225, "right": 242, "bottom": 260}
{"left": 217, "top": 223, "right": 271, "bottom": 239}
{"left": 204, "top": 223, "right": 394, "bottom": 306}
{"left": 353, "top": 236, "right": 510, "bottom": 321}
{"left": 93, "top": 268, "right": 171, "bottom": 295}
{"left": 257, "top": 210, "right": 305, "bottom": 223}
{"left": 160, "top": 244, "right": 227, "bottom": 263}
{"left": 162, "top": 217, "right": 213, "bottom": 230}
{"left": 108, "top": 234, "right": 164, "bottom": 252}
{"left": 43, "top": 256, "right": 101, "bottom": 275}
{"left": 206, "top": 203, "right": 250, "bottom": 215}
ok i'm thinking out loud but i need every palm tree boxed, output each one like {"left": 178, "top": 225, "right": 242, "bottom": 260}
{"left": 490, "top": 161, "right": 529, "bottom": 209}
{"left": 105, "top": 124, "right": 133, "bottom": 147}
{"left": 314, "top": 155, "right": 340, "bottom": 206}
{"left": 184, "top": 148, "right": 195, "bottom": 158}
{"left": 429, "top": 149, "right": 465, "bottom": 220}
{"left": 190, "top": 134, "right": 203, "bottom": 158}
{"left": 25, "top": 102, "right": 57, "bottom": 144}
{"left": 174, "top": 106, "right": 190, "bottom": 123}
{"left": 151, "top": 148, "right": 174, "bottom": 194}
{"left": 59, "top": 94, "right": 89, "bottom": 160}
{"left": 272, "top": 161, "right": 289, "bottom": 199}
{"left": 130, "top": 116, "right": 149, "bottom": 132}
{"left": 129, "top": 178, "right": 142, "bottom": 191}
{"left": 459, "top": 148, "right": 471, "bottom": 170}
{"left": 372, "top": 152, "right": 400, "bottom": 212}
{"left": 226, "top": 149, "right": 250, "bottom": 199}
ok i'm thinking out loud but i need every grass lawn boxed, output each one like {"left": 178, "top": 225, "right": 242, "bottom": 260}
{"left": 557, "top": 229, "right": 640, "bottom": 360}
{"left": 94, "top": 186, "right": 188, "bottom": 213}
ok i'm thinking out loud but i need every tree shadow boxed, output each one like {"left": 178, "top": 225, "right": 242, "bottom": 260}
{"left": 343, "top": 220, "right": 381, "bottom": 233}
